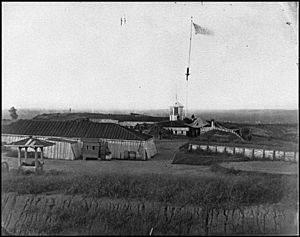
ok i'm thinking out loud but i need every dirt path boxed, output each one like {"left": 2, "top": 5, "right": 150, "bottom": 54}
{"left": 1, "top": 155, "right": 213, "bottom": 177}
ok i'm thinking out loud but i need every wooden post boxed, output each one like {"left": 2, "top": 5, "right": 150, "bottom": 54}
{"left": 40, "top": 147, "right": 44, "bottom": 171}
{"left": 251, "top": 148, "right": 255, "bottom": 159}
{"left": 262, "top": 149, "right": 265, "bottom": 159}
{"left": 215, "top": 146, "right": 218, "bottom": 153}
{"left": 17, "top": 147, "right": 22, "bottom": 167}
{"left": 233, "top": 147, "right": 236, "bottom": 155}
{"left": 24, "top": 147, "right": 28, "bottom": 162}
{"left": 242, "top": 148, "right": 245, "bottom": 157}
{"left": 272, "top": 150, "right": 276, "bottom": 160}
{"left": 224, "top": 146, "right": 227, "bottom": 153}
{"left": 34, "top": 147, "right": 38, "bottom": 168}
{"left": 207, "top": 145, "right": 209, "bottom": 152}
{"left": 294, "top": 152, "right": 297, "bottom": 162}
{"left": 40, "top": 147, "right": 44, "bottom": 162}
{"left": 283, "top": 151, "right": 286, "bottom": 161}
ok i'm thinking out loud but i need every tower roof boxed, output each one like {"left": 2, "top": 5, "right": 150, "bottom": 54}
{"left": 172, "top": 101, "right": 184, "bottom": 107}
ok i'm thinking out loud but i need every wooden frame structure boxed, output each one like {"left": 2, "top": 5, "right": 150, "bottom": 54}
{"left": 5, "top": 136, "right": 55, "bottom": 172}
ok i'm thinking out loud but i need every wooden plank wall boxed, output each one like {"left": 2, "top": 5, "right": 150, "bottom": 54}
{"left": 189, "top": 144, "right": 299, "bottom": 162}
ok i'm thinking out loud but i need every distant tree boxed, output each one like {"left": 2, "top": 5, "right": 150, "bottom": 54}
{"left": 9, "top": 107, "right": 18, "bottom": 120}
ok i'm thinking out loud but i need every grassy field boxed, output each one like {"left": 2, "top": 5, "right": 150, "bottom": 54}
{"left": 1, "top": 139, "right": 299, "bottom": 235}
{"left": 2, "top": 167, "right": 298, "bottom": 235}
{"left": 2, "top": 168, "right": 297, "bottom": 206}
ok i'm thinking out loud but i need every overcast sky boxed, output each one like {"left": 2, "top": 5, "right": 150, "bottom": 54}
{"left": 2, "top": 2, "right": 298, "bottom": 111}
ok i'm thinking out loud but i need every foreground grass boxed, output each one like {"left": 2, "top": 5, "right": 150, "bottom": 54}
{"left": 2, "top": 169, "right": 297, "bottom": 208}
{"left": 2, "top": 169, "right": 298, "bottom": 235}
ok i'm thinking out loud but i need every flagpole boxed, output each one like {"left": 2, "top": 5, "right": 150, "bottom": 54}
{"left": 185, "top": 16, "right": 193, "bottom": 118}
{"left": 188, "top": 16, "right": 193, "bottom": 70}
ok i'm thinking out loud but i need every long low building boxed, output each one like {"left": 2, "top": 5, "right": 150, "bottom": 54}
{"left": 33, "top": 112, "right": 169, "bottom": 129}
{"left": 2, "top": 119, "right": 157, "bottom": 160}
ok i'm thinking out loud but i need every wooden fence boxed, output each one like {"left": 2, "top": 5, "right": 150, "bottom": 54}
{"left": 189, "top": 144, "right": 299, "bottom": 163}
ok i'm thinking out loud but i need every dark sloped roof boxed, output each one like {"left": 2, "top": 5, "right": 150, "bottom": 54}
{"left": 187, "top": 117, "right": 208, "bottom": 128}
{"left": 158, "top": 120, "right": 190, "bottom": 128}
{"left": 2, "top": 120, "right": 153, "bottom": 141}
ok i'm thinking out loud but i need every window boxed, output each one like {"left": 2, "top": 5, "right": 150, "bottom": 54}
{"left": 174, "top": 107, "right": 178, "bottom": 115}
{"left": 92, "top": 146, "right": 95, "bottom": 150}
{"left": 86, "top": 145, "right": 89, "bottom": 150}
{"left": 181, "top": 131, "right": 183, "bottom": 134}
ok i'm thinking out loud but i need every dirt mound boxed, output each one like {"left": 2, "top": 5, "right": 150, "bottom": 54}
{"left": 172, "top": 151, "right": 246, "bottom": 166}
{"left": 219, "top": 161, "right": 298, "bottom": 175}
{"left": 196, "top": 129, "right": 242, "bottom": 143}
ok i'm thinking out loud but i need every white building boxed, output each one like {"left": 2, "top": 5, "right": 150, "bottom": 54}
{"left": 169, "top": 101, "right": 184, "bottom": 121}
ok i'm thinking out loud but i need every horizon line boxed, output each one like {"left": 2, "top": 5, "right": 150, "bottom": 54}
{"left": 2, "top": 108, "right": 298, "bottom": 112}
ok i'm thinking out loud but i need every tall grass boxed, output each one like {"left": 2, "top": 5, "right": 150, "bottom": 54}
{"left": 2, "top": 170, "right": 298, "bottom": 235}
{"left": 26, "top": 200, "right": 208, "bottom": 235}
{"left": 2, "top": 171, "right": 297, "bottom": 208}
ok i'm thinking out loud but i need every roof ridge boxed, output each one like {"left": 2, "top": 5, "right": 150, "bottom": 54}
{"left": 120, "top": 125, "right": 151, "bottom": 141}
{"left": 88, "top": 120, "right": 150, "bottom": 140}
{"left": 118, "top": 125, "right": 145, "bottom": 140}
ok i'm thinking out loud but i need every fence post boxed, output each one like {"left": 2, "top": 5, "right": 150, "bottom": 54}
{"left": 215, "top": 145, "right": 218, "bottom": 153}
{"left": 272, "top": 150, "right": 276, "bottom": 160}
{"left": 251, "top": 148, "right": 255, "bottom": 159}
{"left": 224, "top": 146, "right": 227, "bottom": 154}
{"left": 294, "top": 152, "right": 297, "bottom": 162}
{"left": 242, "top": 147, "right": 245, "bottom": 157}
{"left": 263, "top": 149, "right": 265, "bottom": 159}
{"left": 233, "top": 147, "right": 236, "bottom": 155}
{"left": 207, "top": 145, "right": 209, "bottom": 152}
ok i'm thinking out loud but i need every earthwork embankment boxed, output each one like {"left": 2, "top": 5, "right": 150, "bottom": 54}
{"left": 2, "top": 192, "right": 297, "bottom": 235}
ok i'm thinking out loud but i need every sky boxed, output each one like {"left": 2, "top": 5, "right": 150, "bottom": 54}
{"left": 2, "top": 2, "right": 298, "bottom": 111}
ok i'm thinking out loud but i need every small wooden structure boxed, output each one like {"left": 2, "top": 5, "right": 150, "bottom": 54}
{"left": 82, "top": 139, "right": 110, "bottom": 160}
{"left": 5, "top": 136, "right": 55, "bottom": 172}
